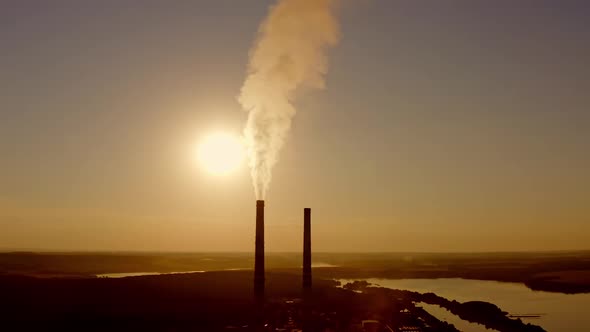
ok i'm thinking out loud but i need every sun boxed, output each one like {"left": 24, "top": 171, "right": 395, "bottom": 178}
{"left": 196, "top": 132, "right": 245, "bottom": 175}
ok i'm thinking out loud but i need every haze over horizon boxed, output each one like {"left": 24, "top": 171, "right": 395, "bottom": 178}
{"left": 1, "top": 0, "right": 589, "bottom": 252}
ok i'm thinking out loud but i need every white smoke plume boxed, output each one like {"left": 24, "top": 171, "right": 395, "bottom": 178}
{"left": 239, "top": 0, "right": 341, "bottom": 199}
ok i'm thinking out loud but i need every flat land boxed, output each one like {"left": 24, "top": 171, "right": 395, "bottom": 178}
{"left": 0, "top": 270, "right": 546, "bottom": 331}
{"left": 1, "top": 251, "right": 589, "bottom": 293}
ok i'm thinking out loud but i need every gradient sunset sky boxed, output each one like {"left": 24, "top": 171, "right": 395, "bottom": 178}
{"left": 1, "top": 0, "right": 589, "bottom": 252}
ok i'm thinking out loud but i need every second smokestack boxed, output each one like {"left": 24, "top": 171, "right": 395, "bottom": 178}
{"left": 303, "top": 208, "right": 312, "bottom": 289}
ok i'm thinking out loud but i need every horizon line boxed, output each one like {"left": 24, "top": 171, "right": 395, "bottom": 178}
{"left": 1, "top": 249, "right": 589, "bottom": 255}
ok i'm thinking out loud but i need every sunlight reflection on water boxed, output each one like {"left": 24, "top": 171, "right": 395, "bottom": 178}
{"left": 96, "top": 271, "right": 205, "bottom": 278}
{"left": 364, "top": 278, "right": 590, "bottom": 332}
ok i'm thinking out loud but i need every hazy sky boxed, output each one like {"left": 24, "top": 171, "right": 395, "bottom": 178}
{"left": 1, "top": 0, "right": 589, "bottom": 252}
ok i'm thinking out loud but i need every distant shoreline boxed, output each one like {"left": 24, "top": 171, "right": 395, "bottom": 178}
{"left": 2, "top": 249, "right": 590, "bottom": 254}
{"left": 2, "top": 251, "right": 589, "bottom": 294}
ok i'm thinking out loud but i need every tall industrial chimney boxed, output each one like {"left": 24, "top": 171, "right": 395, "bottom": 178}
{"left": 254, "top": 200, "right": 265, "bottom": 297}
{"left": 303, "top": 208, "right": 312, "bottom": 289}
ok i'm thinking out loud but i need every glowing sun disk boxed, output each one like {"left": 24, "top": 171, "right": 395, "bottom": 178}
{"left": 197, "top": 132, "right": 244, "bottom": 175}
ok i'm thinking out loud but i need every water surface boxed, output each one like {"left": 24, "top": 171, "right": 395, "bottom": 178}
{"left": 368, "top": 278, "right": 590, "bottom": 332}
{"left": 97, "top": 270, "right": 205, "bottom": 278}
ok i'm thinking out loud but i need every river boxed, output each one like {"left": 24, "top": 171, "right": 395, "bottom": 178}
{"left": 96, "top": 270, "right": 205, "bottom": 278}
{"left": 364, "top": 278, "right": 590, "bottom": 332}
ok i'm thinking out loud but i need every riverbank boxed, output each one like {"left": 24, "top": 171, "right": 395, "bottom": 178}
{"left": 344, "top": 280, "right": 546, "bottom": 332}
{"left": 344, "top": 278, "right": 590, "bottom": 332}
{"left": 2, "top": 251, "right": 589, "bottom": 294}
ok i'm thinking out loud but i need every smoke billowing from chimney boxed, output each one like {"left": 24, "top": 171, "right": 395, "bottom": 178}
{"left": 239, "top": 0, "right": 341, "bottom": 199}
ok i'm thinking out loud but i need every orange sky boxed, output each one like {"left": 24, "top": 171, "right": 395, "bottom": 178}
{"left": 0, "top": 1, "right": 588, "bottom": 251}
